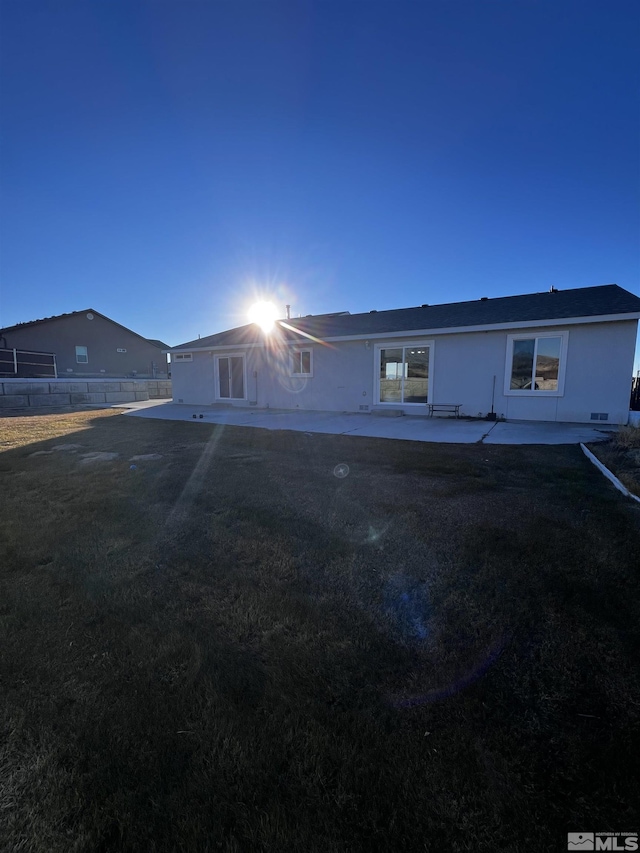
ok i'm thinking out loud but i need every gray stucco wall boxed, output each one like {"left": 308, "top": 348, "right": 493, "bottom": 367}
{"left": 428, "top": 320, "right": 636, "bottom": 424}
{"left": 1, "top": 313, "right": 168, "bottom": 378}
{"left": 170, "top": 319, "right": 637, "bottom": 424}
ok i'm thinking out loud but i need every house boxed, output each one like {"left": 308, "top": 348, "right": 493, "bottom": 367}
{"left": 0, "top": 309, "right": 170, "bottom": 378}
{"left": 168, "top": 284, "right": 640, "bottom": 425}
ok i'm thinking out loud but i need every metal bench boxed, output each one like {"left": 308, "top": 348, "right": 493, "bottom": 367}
{"left": 428, "top": 403, "right": 461, "bottom": 418}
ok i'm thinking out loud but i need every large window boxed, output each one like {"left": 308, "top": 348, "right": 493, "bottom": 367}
{"left": 505, "top": 333, "right": 567, "bottom": 395}
{"left": 378, "top": 344, "right": 430, "bottom": 404}
{"left": 75, "top": 345, "right": 88, "bottom": 364}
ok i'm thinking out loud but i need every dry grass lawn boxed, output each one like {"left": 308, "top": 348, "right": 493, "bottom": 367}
{"left": 587, "top": 424, "right": 640, "bottom": 496}
{"left": 1, "top": 408, "right": 639, "bottom": 852}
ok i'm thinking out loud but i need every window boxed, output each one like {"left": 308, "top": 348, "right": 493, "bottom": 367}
{"left": 377, "top": 343, "right": 431, "bottom": 404}
{"left": 505, "top": 333, "right": 567, "bottom": 395}
{"left": 291, "top": 349, "right": 312, "bottom": 376}
{"left": 75, "top": 345, "right": 88, "bottom": 364}
{"left": 173, "top": 353, "right": 193, "bottom": 362}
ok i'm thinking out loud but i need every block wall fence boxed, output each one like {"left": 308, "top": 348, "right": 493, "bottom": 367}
{"left": 0, "top": 378, "right": 172, "bottom": 409}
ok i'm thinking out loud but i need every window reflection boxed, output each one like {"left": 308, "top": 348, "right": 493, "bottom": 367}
{"left": 380, "top": 347, "right": 429, "bottom": 403}
{"left": 510, "top": 336, "right": 561, "bottom": 391}
{"left": 535, "top": 337, "right": 560, "bottom": 390}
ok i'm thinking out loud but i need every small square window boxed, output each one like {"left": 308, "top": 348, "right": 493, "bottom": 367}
{"left": 292, "top": 349, "right": 312, "bottom": 376}
{"left": 75, "top": 345, "right": 88, "bottom": 364}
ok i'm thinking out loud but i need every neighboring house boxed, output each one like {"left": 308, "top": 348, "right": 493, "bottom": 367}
{"left": 168, "top": 284, "right": 640, "bottom": 425}
{"left": 0, "top": 309, "right": 170, "bottom": 378}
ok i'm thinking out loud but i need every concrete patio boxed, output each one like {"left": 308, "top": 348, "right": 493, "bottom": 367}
{"left": 122, "top": 400, "right": 617, "bottom": 445}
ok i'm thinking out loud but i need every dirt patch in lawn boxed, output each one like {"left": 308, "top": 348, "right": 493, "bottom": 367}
{"left": 78, "top": 451, "right": 120, "bottom": 463}
{"left": 1, "top": 409, "right": 639, "bottom": 852}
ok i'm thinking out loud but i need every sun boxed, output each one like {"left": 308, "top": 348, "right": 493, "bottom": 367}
{"left": 248, "top": 301, "right": 278, "bottom": 333}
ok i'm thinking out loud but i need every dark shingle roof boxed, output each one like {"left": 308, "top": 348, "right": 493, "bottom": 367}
{"left": 0, "top": 309, "right": 95, "bottom": 333}
{"left": 172, "top": 284, "right": 640, "bottom": 350}
{"left": 0, "top": 309, "right": 171, "bottom": 348}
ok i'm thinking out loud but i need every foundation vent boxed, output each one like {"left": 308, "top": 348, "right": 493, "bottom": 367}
{"left": 359, "top": 404, "right": 370, "bottom": 411}
{"left": 590, "top": 413, "right": 609, "bottom": 421}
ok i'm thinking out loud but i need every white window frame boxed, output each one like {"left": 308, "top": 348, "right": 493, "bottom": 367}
{"left": 75, "top": 345, "right": 88, "bottom": 364}
{"left": 173, "top": 353, "right": 193, "bottom": 362}
{"left": 374, "top": 340, "right": 434, "bottom": 406}
{"left": 214, "top": 353, "right": 247, "bottom": 401}
{"left": 504, "top": 331, "right": 569, "bottom": 397}
{"left": 291, "top": 348, "right": 313, "bottom": 377}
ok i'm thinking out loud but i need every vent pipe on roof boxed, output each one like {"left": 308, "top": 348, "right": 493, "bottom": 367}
{"left": 549, "top": 286, "right": 558, "bottom": 293}
{"left": 286, "top": 304, "right": 291, "bottom": 319}
{"left": 480, "top": 297, "right": 488, "bottom": 301}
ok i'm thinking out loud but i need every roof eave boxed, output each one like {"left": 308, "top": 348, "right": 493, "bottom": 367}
{"left": 168, "top": 310, "right": 640, "bottom": 352}
{"left": 317, "top": 311, "right": 640, "bottom": 342}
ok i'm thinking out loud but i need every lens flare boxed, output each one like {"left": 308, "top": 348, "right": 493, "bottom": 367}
{"left": 248, "top": 301, "right": 278, "bottom": 333}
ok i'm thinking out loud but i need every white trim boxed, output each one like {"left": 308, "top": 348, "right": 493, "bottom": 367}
{"left": 374, "top": 339, "right": 434, "bottom": 406}
{"left": 290, "top": 347, "right": 313, "bottom": 377}
{"left": 214, "top": 352, "right": 247, "bottom": 401}
{"left": 503, "top": 331, "right": 569, "bottom": 397}
{"left": 165, "top": 312, "right": 639, "bottom": 353}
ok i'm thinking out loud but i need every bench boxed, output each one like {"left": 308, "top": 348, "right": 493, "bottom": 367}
{"left": 428, "top": 403, "right": 462, "bottom": 418}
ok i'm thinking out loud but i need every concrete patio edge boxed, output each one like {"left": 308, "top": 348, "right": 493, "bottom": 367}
{"left": 120, "top": 401, "right": 616, "bottom": 446}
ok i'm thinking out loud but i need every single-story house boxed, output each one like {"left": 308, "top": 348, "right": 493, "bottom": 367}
{"left": 168, "top": 284, "right": 640, "bottom": 425}
{"left": 0, "top": 309, "right": 170, "bottom": 378}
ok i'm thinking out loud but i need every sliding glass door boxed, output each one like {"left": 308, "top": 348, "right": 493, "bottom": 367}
{"left": 378, "top": 344, "right": 430, "bottom": 405}
{"left": 216, "top": 355, "right": 245, "bottom": 400}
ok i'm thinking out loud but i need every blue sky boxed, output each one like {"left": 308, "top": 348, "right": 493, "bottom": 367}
{"left": 1, "top": 0, "right": 639, "bottom": 369}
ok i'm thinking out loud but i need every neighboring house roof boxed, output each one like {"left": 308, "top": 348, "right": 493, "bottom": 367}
{"left": 0, "top": 309, "right": 170, "bottom": 349}
{"left": 171, "top": 284, "right": 640, "bottom": 351}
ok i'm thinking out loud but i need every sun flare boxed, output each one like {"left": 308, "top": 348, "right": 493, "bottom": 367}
{"left": 248, "top": 301, "right": 278, "bottom": 333}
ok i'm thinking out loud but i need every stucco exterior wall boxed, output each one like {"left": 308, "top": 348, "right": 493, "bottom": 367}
{"left": 1, "top": 313, "right": 168, "bottom": 378}
{"left": 170, "top": 351, "right": 224, "bottom": 405}
{"left": 170, "top": 319, "right": 637, "bottom": 424}
{"left": 429, "top": 320, "right": 636, "bottom": 424}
